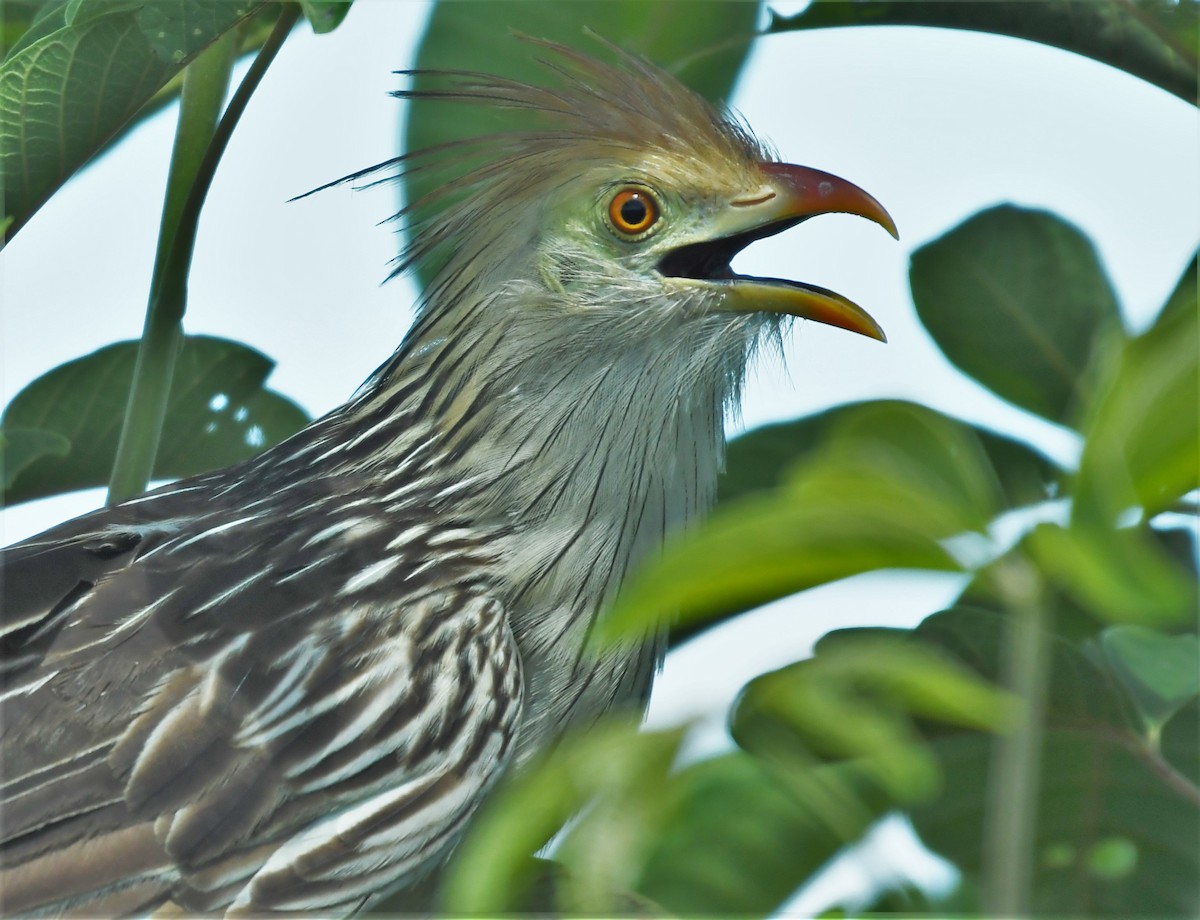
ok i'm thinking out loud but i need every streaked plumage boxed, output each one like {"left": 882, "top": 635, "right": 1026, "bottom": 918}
{"left": 0, "top": 39, "right": 895, "bottom": 916}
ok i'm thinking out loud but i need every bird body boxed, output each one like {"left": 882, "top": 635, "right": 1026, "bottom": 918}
{"left": 0, "top": 40, "right": 894, "bottom": 916}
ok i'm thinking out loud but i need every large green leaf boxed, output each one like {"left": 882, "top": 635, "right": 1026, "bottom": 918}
{"left": 769, "top": 0, "right": 1199, "bottom": 104}
{"left": 721, "top": 399, "right": 1061, "bottom": 509}
{"left": 1027, "top": 522, "right": 1197, "bottom": 628}
{"left": 1102, "top": 625, "right": 1200, "bottom": 729}
{"left": 441, "top": 720, "right": 686, "bottom": 914}
{"left": 732, "top": 634, "right": 1014, "bottom": 802}
{"left": 2, "top": 335, "right": 309, "bottom": 504}
{"left": 297, "top": 0, "right": 351, "bottom": 34}
{"left": 1161, "top": 698, "right": 1199, "bottom": 787}
{"left": 602, "top": 402, "right": 1000, "bottom": 644}
{"left": 1074, "top": 255, "right": 1199, "bottom": 524}
{"left": 1, "top": 0, "right": 41, "bottom": 61}
{"left": 906, "top": 608, "right": 1200, "bottom": 918}
{"left": 443, "top": 715, "right": 894, "bottom": 917}
{"left": 634, "top": 755, "right": 892, "bottom": 917}
{"left": 910, "top": 206, "right": 1123, "bottom": 426}
{"left": 402, "top": 0, "right": 760, "bottom": 289}
{"left": 0, "top": 426, "right": 70, "bottom": 489}
{"left": 0, "top": 0, "right": 268, "bottom": 237}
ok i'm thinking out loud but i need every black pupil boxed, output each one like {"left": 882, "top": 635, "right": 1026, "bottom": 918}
{"left": 620, "top": 196, "right": 647, "bottom": 227}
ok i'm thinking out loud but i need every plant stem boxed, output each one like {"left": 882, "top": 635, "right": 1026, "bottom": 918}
{"left": 107, "top": 5, "right": 300, "bottom": 504}
{"left": 106, "top": 33, "right": 239, "bottom": 504}
{"left": 983, "top": 553, "right": 1051, "bottom": 917}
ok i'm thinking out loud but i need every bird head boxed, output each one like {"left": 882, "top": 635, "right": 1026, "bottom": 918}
{"left": 330, "top": 38, "right": 896, "bottom": 361}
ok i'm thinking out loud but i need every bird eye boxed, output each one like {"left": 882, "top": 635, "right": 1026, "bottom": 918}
{"left": 607, "top": 187, "right": 660, "bottom": 237}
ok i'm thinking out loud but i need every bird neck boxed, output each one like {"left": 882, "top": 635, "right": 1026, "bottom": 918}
{"left": 292, "top": 283, "right": 756, "bottom": 751}
{"left": 349, "top": 284, "right": 752, "bottom": 639}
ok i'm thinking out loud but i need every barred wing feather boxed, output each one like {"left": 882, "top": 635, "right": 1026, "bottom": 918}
{"left": 0, "top": 488, "right": 523, "bottom": 917}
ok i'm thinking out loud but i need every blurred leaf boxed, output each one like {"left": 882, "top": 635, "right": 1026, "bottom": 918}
{"left": 900, "top": 607, "right": 1200, "bottom": 917}
{"left": 298, "top": 0, "right": 350, "bottom": 34}
{"left": 720, "top": 399, "right": 1060, "bottom": 509}
{"left": 1075, "top": 260, "right": 1199, "bottom": 524}
{"left": 1028, "top": 522, "right": 1196, "bottom": 627}
{"left": 601, "top": 491, "right": 961, "bottom": 646}
{"left": 810, "top": 631, "right": 1018, "bottom": 732}
{"left": 915, "top": 607, "right": 1139, "bottom": 734}
{"left": 732, "top": 635, "right": 1014, "bottom": 803}
{"left": 2, "top": 335, "right": 309, "bottom": 504}
{"left": 1156, "top": 251, "right": 1197, "bottom": 326}
{"left": 855, "top": 876, "right": 982, "bottom": 915}
{"left": 910, "top": 205, "right": 1123, "bottom": 425}
{"left": 606, "top": 402, "right": 1005, "bottom": 643}
{"left": 791, "top": 401, "right": 1006, "bottom": 530}
{"left": 769, "top": 0, "right": 1199, "bottom": 104}
{"left": 1, "top": 0, "right": 41, "bottom": 60}
{"left": 735, "top": 666, "right": 940, "bottom": 802}
{"left": 1161, "top": 697, "right": 1199, "bottom": 787}
{"left": 1102, "top": 625, "right": 1200, "bottom": 729}
{"left": 918, "top": 732, "right": 1199, "bottom": 917}
{"left": 635, "top": 755, "right": 891, "bottom": 916}
{"left": 0, "top": 427, "right": 70, "bottom": 488}
{"left": 442, "top": 721, "right": 685, "bottom": 915}
{"left": 0, "top": 0, "right": 268, "bottom": 237}
{"left": 403, "top": 0, "right": 760, "bottom": 288}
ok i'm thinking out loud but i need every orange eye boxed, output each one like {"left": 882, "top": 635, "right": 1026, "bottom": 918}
{"left": 608, "top": 187, "right": 660, "bottom": 236}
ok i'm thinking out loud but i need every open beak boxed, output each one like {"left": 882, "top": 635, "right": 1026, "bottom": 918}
{"left": 658, "top": 163, "right": 898, "bottom": 342}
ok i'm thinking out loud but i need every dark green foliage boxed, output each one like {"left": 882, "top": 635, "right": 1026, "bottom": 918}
{"left": 770, "top": 0, "right": 1199, "bottom": 103}
{"left": 2, "top": 336, "right": 308, "bottom": 504}
{"left": 910, "top": 206, "right": 1123, "bottom": 425}
{"left": 719, "top": 399, "right": 1061, "bottom": 509}
{"left": 0, "top": 0, "right": 270, "bottom": 236}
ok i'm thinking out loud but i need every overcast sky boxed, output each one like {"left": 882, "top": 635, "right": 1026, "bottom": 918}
{"left": 2, "top": 0, "right": 1197, "bottom": 910}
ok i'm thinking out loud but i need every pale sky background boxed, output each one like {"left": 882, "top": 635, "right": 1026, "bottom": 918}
{"left": 2, "top": 0, "right": 1197, "bottom": 912}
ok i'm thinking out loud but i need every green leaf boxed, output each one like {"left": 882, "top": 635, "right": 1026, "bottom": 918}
{"left": 1102, "top": 625, "right": 1200, "bottom": 729}
{"left": 1161, "top": 697, "right": 1199, "bottom": 787}
{"left": 1075, "top": 259, "right": 1199, "bottom": 524}
{"left": 1157, "top": 252, "right": 1197, "bottom": 327}
{"left": 298, "top": 0, "right": 351, "bottom": 34}
{"left": 915, "top": 607, "right": 1139, "bottom": 735}
{"left": 0, "top": 0, "right": 267, "bottom": 237}
{"left": 403, "top": 0, "right": 760, "bottom": 289}
{"left": 901, "top": 607, "right": 1200, "bottom": 917}
{"left": 732, "top": 635, "right": 1015, "bottom": 802}
{"left": 635, "top": 756, "right": 892, "bottom": 916}
{"left": 917, "top": 731, "right": 1199, "bottom": 917}
{"left": 720, "top": 399, "right": 1060, "bottom": 509}
{"left": 447, "top": 718, "right": 894, "bottom": 917}
{"left": 2, "top": 335, "right": 309, "bottom": 504}
{"left": 1, "top": 0, "right": 42, "bottom": 61}
{"left": 601, "top": 491, "right": 962, "bottom": 645}
{"left": 768, "top": 0, "right": 1199, "bottom": 105}
{"left": 909, "top": 205, "right": 1123, "bottom": 425}
{"left": 1028, "top": 522, "right": 1196, "bottom": 628}
{"left": 442, "top": 720, "right": 685, "bottom": 914}
{"left": 604, "top": 401, "right": 1005, "bottom": 643}
{"left": 0, "top": 426, "right": 70, "bottom": 489}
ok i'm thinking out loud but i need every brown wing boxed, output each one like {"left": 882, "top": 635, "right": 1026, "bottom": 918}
{"left": 1, "top": 491, "right": 523, "bottom": 916}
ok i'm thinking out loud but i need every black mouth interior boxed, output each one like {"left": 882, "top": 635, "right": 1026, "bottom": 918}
{"left": 657, "top": 216, "right": 804, "bottom": 281}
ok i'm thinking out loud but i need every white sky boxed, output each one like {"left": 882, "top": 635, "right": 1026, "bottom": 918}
{"left": 2, "top": 0, "right": 1197, "bottom": 911}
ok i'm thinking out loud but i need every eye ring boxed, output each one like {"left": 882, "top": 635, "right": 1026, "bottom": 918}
{"left": 607, "top": 187, "right": 660, "bottom": 238}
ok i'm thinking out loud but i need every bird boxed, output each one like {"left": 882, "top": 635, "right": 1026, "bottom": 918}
{"left": 0, "top": 38, "right": 896, "bottom": 917}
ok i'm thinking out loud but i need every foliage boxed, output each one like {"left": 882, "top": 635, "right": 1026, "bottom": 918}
{"left": 2, "top": 0, "right": 1196, "bottom": 917}
{"left": 770, "top": 0, "right": 1199, "bottom": 103}
{"left": 1, "top": 336, "right": 307, "bottom": 504}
